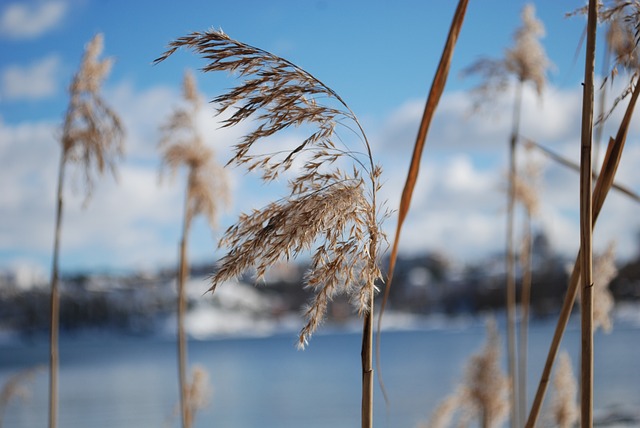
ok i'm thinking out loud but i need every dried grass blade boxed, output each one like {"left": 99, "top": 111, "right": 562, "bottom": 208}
{"left": 578, "top": 2, "right": 597, "bottom": 423}
{"left": 525, "top": 66, "right": 640, "bottom": 428}
{"left": 376, "top": 0, "right": 469, "bottom": 405}
{"left": 522, "top": 139, "right": 640, "bottom": 203}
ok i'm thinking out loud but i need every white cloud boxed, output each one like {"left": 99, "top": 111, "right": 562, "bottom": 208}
{"left": 373, "top": 81, "right": 640, "bottom": 264}
{"left": 0, "top": 1, "right": 68, "bottom": 39}
{"left": 1, "top": 54, "right": 62, "bottom": 100}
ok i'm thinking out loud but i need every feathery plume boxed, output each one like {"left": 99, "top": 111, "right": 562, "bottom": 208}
{"left": 463, "top": 3, "right": 551, "bottom": 109}
{"left": 464, "top": 8, "right": 550, "bottom": 427}
{"left": 505, "top": 4, "right": 550, "bottom": 95}
{"left": 551, "top": 352, "right": 579, "bottom": 428}
{"left": 580, "top": 0, "right": 640, "bottom": 123}
{"left": 155, "top": 29, "right": 384, "bottom": 349}
{"left": 159, "top": 70, "right": 230, "bottom": 228}
{"left": 592, "top": 242, "right": 617, "bottom": 332}
{"left": 0, "top": 366, "right": 43, "bottom": 427}
{"left": 185, "top": 365, "right": 211, "bottom": 424}
{"left": 159, "top": 70, "right": 229, "bottom": 428}
{"left": 418, "top": 391, "right": 464, "bottom": 428}
{"left": 461, "top": 318, "right": 509, "bottom": 428}
{"left": 575, "top": 241, "right": 617, "bottom": 333}
{"left": 49, "top": 33, "right": 123, "bottom": 428}
{"left": 62, "top": 33, "right": 124, "bottom": 203}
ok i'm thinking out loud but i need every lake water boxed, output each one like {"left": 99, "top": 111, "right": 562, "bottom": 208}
{"left": 0, "top": 314, "right": 639, "bottom": 427}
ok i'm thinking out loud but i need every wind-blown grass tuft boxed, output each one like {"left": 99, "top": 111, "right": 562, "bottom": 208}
{"left": 155, "top": 28, "right": 384, "bottom": 349}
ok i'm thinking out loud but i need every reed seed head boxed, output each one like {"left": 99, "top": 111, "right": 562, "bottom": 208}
{"left": 62, "top": 33, "right": 124, "bottom": 203}
{"left": 551, "top": 351, "right": 579, "bottom": 428}
{"left": 419, "top": 391, "right": 463, "bottom": 428}
{"left": 186, "top": 364, "right": 211, "bottom": 414}
{"left": 460, "top": 317, "right": 509, "bottom": 428}
{"left": 159, "top": 71, "right": 230, "bottom": 229}
{"left": 463, "top": 3, "right": 550, "bottom": 108}
{"left": 155, "top": 29, "right": 384, "bottom": 348}
{"left": 505, "top": 4, "right": 550, "bottom": 95}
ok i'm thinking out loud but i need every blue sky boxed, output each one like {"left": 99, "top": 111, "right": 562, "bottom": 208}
{"left": 1, "top": 0, "right": 640, "bottom": 280}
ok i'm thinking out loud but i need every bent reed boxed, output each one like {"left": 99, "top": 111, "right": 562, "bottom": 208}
{"left": 155, "top": 28, "right": 385, "bottom": 428}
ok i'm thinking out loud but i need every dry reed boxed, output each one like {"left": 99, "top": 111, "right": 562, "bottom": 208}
{"left": 513, "top": 145, "right": 542, "bottom": 428}
{"left": 577, "top": 2, "right": 597, "bottom": 426}
{"left": 417, "top": 391, "right": 463, "bottom": 428}
{"left": 464, "top": 6, "right": 550, "bottom": 427}
{"left": 159, "top": 70, "right": 229, "bottom": 428}
{"left": 155, "top": 28, "right": 384, "bottom": 428}
{"left": 526, "top": 73, "right": 640, "bottom": 428}
{"left": 463, "top": 318, "right": 510, "bottom": 428}
{"left": 526, "top": 4, "right": 640, "bottom": 424}
{"left": 417, "top": 318, "right": 509, "bottom": 428}
{"left": 49, "top": 33, "right": 124, "bottom": 428}
{"left": 183, "top": 365, "right": 212, "bottom": 427}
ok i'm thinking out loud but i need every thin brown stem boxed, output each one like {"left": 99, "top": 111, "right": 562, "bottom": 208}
{"left": 525, "top": 21, "right": 640, "bottom": 428}
{"left": 178, "top": 187, "right": 192, "bottom": 428}
{"left": 526, "top": 79, "right": 640, "bottom": 428}
{"left": 506, "top": 80, "right": 523, "bottom": 428}
{"left": 579, "top": 2, "right": 597, "bottom": 426}
{"left": 361, "top": 306, "right": 374, "bottom": 428}
{"left": 518, "top": 211, "right": 533, "bottom": 428}
{"left": 48, "top": 150, "right": 66, "bottom": 428}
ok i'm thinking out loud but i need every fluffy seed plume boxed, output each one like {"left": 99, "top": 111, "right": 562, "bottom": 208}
{"left": 463, "top": 3, "right": 551, "bottom": 108}
{"left": 592, "top": 242, "right": 617, "bottom": 332}
{"left": 550, "top": 351, "right": 579, "bottom": 428}
{"left": 155, "top": 29, "right": 384, "bottom": 348}
{"left": 185, "top": 365, "right": 212, "bottom": 420}
{"left": 461, "top": 318, "right": 509, "bottom": 428}
{"left": 417, "top": 391, "right": 464, "bottom": 428}
{"left": 576, "top": 1, "right": 640, "bottom": 122}
{"left": 159, "top": 70, "right": 230, "bottom": 228}
{"left": 505, "top": 4, "right": 550, "bottom": 95}
{"left": 575, "top": 241, "right": 617, "bottom": 333}
{"left": 62, "top": 33, "right": 124, "bottom": 203}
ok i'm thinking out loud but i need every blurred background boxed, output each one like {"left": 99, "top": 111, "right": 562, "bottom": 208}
{"left": 1, "top": 1, "right": 639, "bottom": 427}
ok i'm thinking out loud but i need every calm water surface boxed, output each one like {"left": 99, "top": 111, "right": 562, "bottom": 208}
{"left": 0, "top": 317, "right": 638, "bottom": 427}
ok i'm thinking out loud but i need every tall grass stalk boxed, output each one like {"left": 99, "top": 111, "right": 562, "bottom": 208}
{"left": 513, "top": 147, "right": 540, "bottom": 428}
{"left": 377, "top": 0, "right": 469, "bottom": 404}
{"left": 155, "top": 30, "right": 384, "bottom": 428}
{"left": 525, "top": 47, "right": 640, "bottom": 428}
{"left": 48, "top": 34, "right": 123, "bottom": 428}
{"left": 578, "top": 2, "right": 597, "bottom": 425}
{"left": 463, "top": 7, "right": 550, "bottom": 425}
{"left": 159, "top": 70, "right": 229, "bottom": 428}
{"left": 505, "top": 80, "right": 521, "bottom": 428}
{"left": 418, "top": 318, "right": 508, "bottom": 428}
